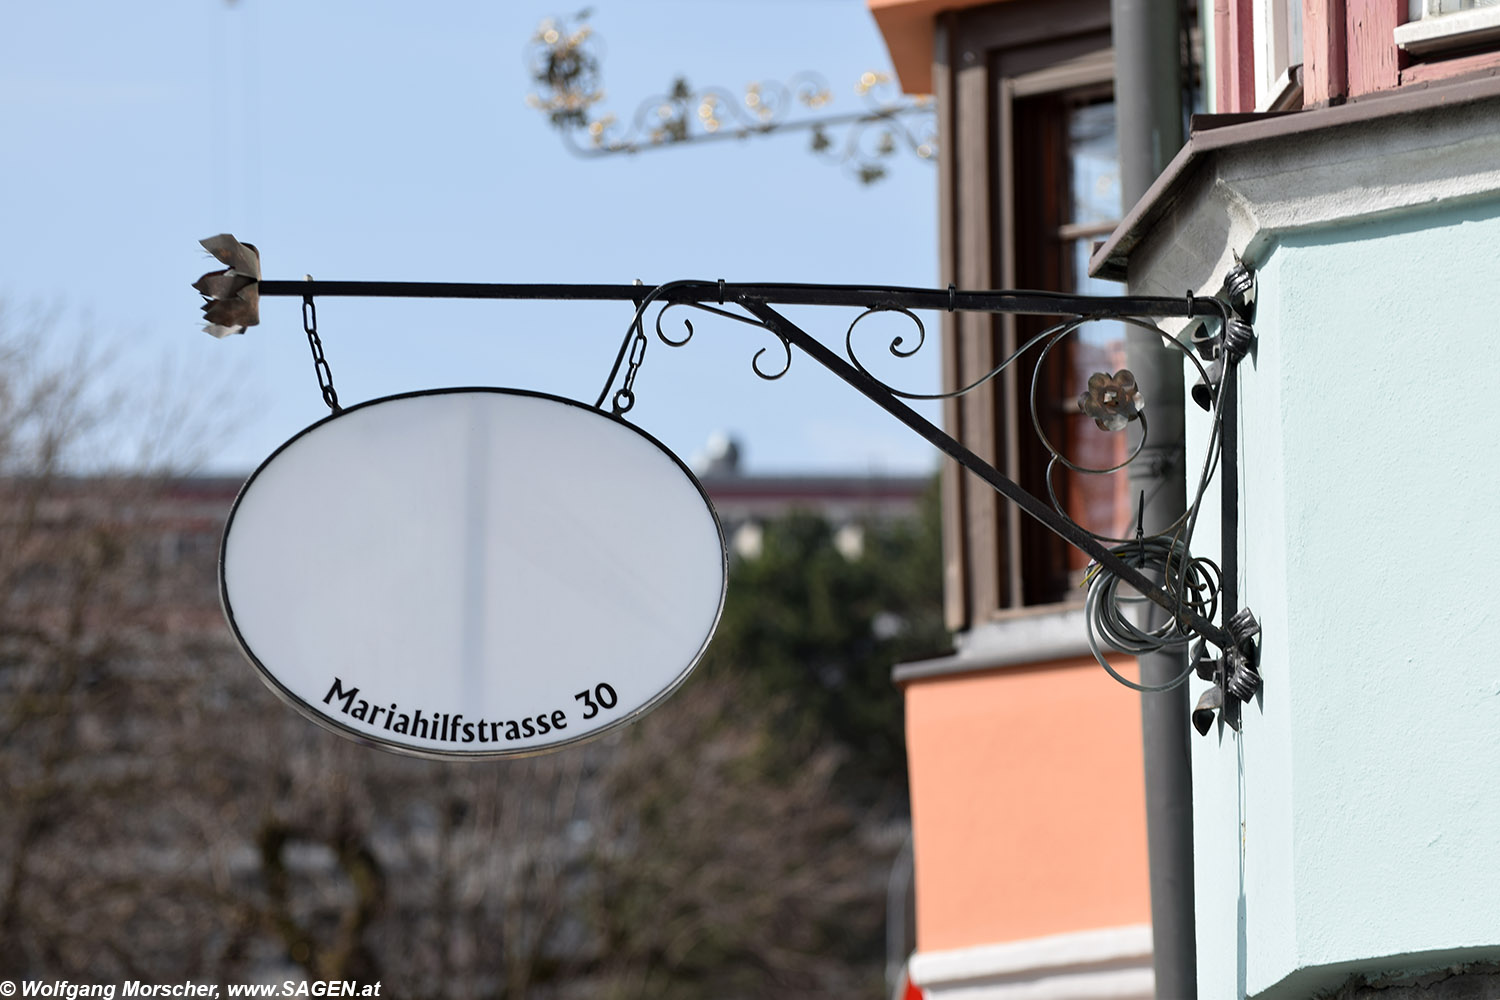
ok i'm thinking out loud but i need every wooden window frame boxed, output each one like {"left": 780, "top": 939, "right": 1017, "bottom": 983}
{"left": 934, "top": 0, "right": 1117, "bottom": 630}
{"left": 1225, "top": 0, "right": 1500, "bottom": 110}
{"left": 1255, "top": 0, "right": 1307, "bottom": 109}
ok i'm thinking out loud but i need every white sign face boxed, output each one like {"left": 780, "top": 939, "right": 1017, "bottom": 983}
{"left": 220, "top": 389, "right": 727, "bottom": 759}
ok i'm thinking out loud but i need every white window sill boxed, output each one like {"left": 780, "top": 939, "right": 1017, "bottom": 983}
{"left": 1256, "top": 65, "right": 1304, "bottom": 112}
{"left": 1396, "top": 6, "right": 1500, "bottom": 55}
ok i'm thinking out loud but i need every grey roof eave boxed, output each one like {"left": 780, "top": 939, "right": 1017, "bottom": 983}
{"left": 1088, "top": 71, "right": 1500, "bottom": 284}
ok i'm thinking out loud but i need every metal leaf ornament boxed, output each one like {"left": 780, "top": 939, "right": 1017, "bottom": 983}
{"left": 194, "top": 234, "right": 261, "bottom": 338}
{"left": 1078, "top": 369, "right": 1143, "bottom": 431}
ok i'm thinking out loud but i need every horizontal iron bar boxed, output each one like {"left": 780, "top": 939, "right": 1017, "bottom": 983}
{"left": 743, "top": 300, "right": 1235, "bottom": 651}
{"left": 259, "top": 279, "right": 1230, "bottom": 320}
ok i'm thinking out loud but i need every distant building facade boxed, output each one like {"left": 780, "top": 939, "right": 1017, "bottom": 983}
{"left": 146, "top": 451, "right": 928, "bottom": 576}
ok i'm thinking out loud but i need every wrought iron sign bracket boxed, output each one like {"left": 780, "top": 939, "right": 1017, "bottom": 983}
{"left": 1190, "top": 261, "right": 1261, "bottom": 734}
{"left": 196, "top": 236, "right": 1263, "bottom": 725}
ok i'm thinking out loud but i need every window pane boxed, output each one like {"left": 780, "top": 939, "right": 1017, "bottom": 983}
{"left": 1066, "top": 100, "right": 1123, "bottom": 307}
{"left": 1286, "top": 0, "right": 1304, "bottom": 65}
{"left": 1067, "top": 101, "right": 1120, "bottom": 227}
{"left": 1411, "top": 0, "right": 1496, "bottom": 16}
{"left": 1064, "top": 101, "right": 1130, "bottom": 550}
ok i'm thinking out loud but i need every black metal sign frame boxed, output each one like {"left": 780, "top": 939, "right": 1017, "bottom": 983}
{"left": 200, "top": 253, "right": 1258, "bottom": 700}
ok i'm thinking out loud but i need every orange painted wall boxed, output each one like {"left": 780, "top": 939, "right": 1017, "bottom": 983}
{"left": 903, "top": 654, "right": 1151, "bottom": 951}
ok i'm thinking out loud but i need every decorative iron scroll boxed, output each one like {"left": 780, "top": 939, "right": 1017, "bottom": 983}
{"left": 198, "top": 242, "right": 1262, "bottom": 734}
{"left": 525, "top": 13, "right": 937, "bottom": 184}
{"left": 590, "top": 282, "right": 1251, "bottom": 703}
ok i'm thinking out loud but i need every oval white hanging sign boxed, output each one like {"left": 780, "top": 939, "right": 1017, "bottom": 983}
{"left": 220, "top": 388, "right": 727, "bottom": 759}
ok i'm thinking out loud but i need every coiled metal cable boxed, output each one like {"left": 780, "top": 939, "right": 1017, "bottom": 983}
{"left": 1084, "top": 535, "right": 1221, "bottom": 692}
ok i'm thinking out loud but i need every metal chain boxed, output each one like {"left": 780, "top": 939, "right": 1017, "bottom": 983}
{"left": 611, "top": 315, "right": 648, "bottom": 415}
{"left": 301, "top": 289, "right": 342, "bottom": 414}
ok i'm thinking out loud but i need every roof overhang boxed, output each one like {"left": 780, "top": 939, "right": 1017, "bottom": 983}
{"left": 867, "top": 0, "right": 1005, "bottom": 95}
{"left": 1089, "top": 74, "right": 1500, "bottom": 286}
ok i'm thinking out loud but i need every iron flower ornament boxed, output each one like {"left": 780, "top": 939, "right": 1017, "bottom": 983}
{"left": 1078, "top": 369, "right": 1143, "bottom": 431}
{"left": 194, "top": 234, "right": 261, "bottom": 338}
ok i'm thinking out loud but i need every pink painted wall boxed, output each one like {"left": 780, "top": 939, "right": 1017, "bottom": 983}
{"left": 903, "top": 654, "right": 1151, "bottom": 951}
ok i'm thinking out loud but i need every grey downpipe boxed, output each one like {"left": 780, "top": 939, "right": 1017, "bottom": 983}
{"left": 1110, "top": 0, "right": 1197, "bottom": 997}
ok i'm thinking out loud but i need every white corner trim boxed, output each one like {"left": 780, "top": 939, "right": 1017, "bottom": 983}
{"left": 909, "top": 925, "right": 1154, "bottom": 1000}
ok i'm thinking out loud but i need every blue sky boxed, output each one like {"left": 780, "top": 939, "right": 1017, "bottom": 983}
{"left": 1, "top": 0, "right": 943, "bottom": 476}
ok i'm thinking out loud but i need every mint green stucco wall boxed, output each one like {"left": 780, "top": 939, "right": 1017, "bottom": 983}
{"left": 1187, "top": 197, "right": 1500, "bottom": 999}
